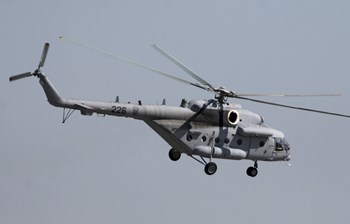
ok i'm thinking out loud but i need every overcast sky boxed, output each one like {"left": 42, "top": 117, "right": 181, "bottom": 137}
{"left": 1, "top": 1, "right": 350, "bottom": 223}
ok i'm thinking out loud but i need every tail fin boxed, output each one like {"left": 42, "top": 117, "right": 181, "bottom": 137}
{"left": 38, "top": 73, "right": 65, "bottom": 107}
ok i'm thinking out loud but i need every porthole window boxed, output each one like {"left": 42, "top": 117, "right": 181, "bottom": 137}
{"left": 201, "top": 135, "right": 207, "bottom": 142}
{"left": 237, "top": 139, "right": 243, "bottom": 145}
{"left": 224, "top": 138, "right": 230, "bottom": 144}
{"left": 259, "top": 141, "right": 265, "bottom": 147}
{"left": 186, "top": 135, "right": 192, "bottom": 141}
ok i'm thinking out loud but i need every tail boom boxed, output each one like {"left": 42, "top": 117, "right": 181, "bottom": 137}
{"left": 38, "top": 73, "right": 194, "bottom": 121}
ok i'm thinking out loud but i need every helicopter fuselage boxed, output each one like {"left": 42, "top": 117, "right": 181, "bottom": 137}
{"left": 40, "top": 73, "right": 291, "bottom": 164}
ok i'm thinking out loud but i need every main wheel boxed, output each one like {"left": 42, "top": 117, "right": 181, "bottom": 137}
{"left": 246, "top": 166, "right": 258, "bottom": 177}
{"left": 204, "top": 162, "right": 217, "bottom": 175}
{"left": 169, "top": 148, "right": 181, "bottom": 161}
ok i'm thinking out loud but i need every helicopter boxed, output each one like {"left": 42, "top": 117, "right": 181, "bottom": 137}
{"left": 9, "top": 40, "right": 350, "bottom": 177}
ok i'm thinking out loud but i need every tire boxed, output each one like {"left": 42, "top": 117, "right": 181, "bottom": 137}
{"left": 169, "top": 148, "right": 181, "bottom": 161}
{"left": 246, "top": 166, "right": 258, "bottom": 177}
{"left": 204, "top": 162, "right": 217, "bottom": 175}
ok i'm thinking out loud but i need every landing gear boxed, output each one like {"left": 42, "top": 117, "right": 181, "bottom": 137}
{"left": 168, "top": 148, "right": 181, "bottom": 161}
{"left": 204, "top": 162, "right": 217, "bottom": 175}
{"left": 246, "top": 161, "right": 258, "bottom": 177}
{"left": 188, "top": 154, "right": 218, "bottom": 175}
{"left": 169, "top": 149, "right": 217, "bottom": 175}
{"left": 246, "top": 167, "right": 258, "bottom": 177}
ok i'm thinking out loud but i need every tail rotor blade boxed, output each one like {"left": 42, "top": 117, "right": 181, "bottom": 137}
{"left": 9, "top": 72, "right": 32, "bottom": 82}
{"left": 38, "top": 43, "right": 50, "bottom": 68}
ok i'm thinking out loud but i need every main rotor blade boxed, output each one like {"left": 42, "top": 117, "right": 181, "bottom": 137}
{"left": 235, "top": 96, "right": 350, "bottom": 118}
{"left": 151, "top": 44, "right": 214, "bottom": 89}
{"left": 59, "top": 36, "right": 209, "bottom": 91}
{"left": 9, "top": 72, "right": 32, "bottom": 82}
{"left": 38, "top": 43, "right": 50, "bottom": 68}
{"left": 235, "top": 93, "right": 341, "bottom": 97}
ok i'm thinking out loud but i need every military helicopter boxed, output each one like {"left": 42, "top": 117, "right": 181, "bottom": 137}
{"left": 9, "top": 40, "right": 350, "bottom": 177}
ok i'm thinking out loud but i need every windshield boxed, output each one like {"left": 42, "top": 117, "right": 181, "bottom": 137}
{"left": 275, "top": 138, "right": 290, "bottom": 151}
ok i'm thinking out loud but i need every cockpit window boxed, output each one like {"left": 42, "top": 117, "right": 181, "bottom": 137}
{"left": 275, "top": 138, "right": 290, "bottom": 151}
{"left": 275, "top": 141, "right": 283, "bottom": 151}
{"left": 283, "top": 138, "right": 290, "bottom": 151}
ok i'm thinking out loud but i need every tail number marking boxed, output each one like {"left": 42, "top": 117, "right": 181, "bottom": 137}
{"left": 112, "top": 106, "right": 127, "bottom": 114}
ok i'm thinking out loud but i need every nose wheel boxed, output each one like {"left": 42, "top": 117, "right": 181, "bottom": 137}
{"left": 246, "top": 161, "right": 258, "bottom": 177}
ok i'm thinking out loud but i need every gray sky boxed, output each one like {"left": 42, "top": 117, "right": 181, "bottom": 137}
{"left": 1, "top": 0, "right": 350, "bottom": 223}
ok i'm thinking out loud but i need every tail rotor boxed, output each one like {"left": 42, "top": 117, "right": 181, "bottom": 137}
{"left": 9, "top": 43, "right": 50, "bottom": 82}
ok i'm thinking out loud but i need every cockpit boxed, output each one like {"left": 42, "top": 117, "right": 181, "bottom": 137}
{"left": 273, "top": 137, "right": 291, "bottom": 161}
{"left": 275, "top": 138, "right": 290, "bottom": 152}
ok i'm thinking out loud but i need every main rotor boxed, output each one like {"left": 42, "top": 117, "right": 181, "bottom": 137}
{"left": 151, "top": 44, "right": 238, "bottom": 103}
{"left": 59, "top": 36, "right": 350, "bottom": 118}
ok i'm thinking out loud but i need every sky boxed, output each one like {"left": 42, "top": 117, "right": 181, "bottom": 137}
{"left": 1, "top": 0, "right": 350, "bottom": 223}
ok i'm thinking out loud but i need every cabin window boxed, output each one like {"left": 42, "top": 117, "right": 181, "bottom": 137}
{"left": 224, "top": 138, "right": 230, "bottom": 144}
{"left": 237, "top": 139, "right": 243, "bottom": 145}
{"left": 186, "top": 135, "right": 192, "bottom": 141}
